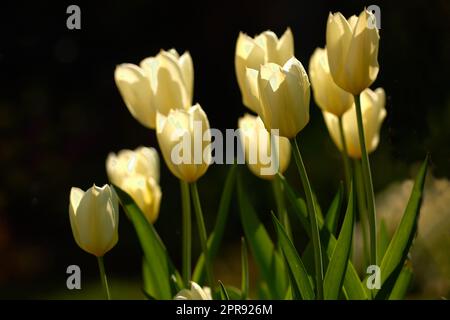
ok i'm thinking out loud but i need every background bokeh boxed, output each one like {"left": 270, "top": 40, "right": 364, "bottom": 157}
{"left": 0, "top": 0, "right": 449, "bottom": 299}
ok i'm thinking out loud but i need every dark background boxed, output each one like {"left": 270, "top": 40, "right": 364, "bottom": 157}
{"left": 0, "top": 0, "right": 449, "bottom": 298}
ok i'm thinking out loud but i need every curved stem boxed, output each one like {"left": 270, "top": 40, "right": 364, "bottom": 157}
{"left": 290, "top": 137, "right": 323, "bottom": 300}
{"left": 190, "top": 182, "right": 214, "bottom": 289}
{"left": 338, "top": 116, "right": 352, "bottom": 196}
{"left": 97, "top": 256, "right": 111, "bottom": 300}
{"left": 180, "top": 180, "right": 192, "bottom": 287}
{"left": 354, "top": 94, "right": 377, "bottom": 268}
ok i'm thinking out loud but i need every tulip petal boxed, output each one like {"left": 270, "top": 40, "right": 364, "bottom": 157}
{"left": 114, "top": 64, "right": 155, "bottom": 129}
{"left": 277, "top": 28, "right": 294, "bottom": 64}
{"left": 244, "top": 68, "right": 262, "bottom": 114}
{"left": 179, "top": 52, "right": 194, "bottom": 103}
{"left": 75, "top": 185, "right": 117, "bottom": 256}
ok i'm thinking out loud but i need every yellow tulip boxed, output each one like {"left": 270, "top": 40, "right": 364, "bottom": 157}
{"left": 235, "top": 28, "right": 293, "bottom": 113}
{"left": 309, "top": 47, "right": 353, "bottom": 117}
{"left": 140, "top": 49, "right": 193, "bottom": 115}
{"left": 106, "top": 147, "right": 161, "bottom": 223}
{"left": 238, "top": 114, "right": 291, "bottom": 179}
{"left": 246, "top": 57, "right": 310, "bottom": 138}
{"left": 119, "top": 175, "right": 161, "bottom": 224}
{"left": 156, "top": 104, "right": 211, "bottom": 182}
{"left": 326, "top": 10, "right": 380, "bottom": 95}
{"left": 114, "top": 49, "right": 193, "bottom": 129}
{"left": 69, "top": 184, "right": 119, "bottom": 257}
{"left": 323, "top": 88, "right": 386, "bottom": 158}
{"left": 175, "top": 282, "right": 212, "bottom": 300}
{"left": 114, "top": 64, "right": 155, "bottom": 128}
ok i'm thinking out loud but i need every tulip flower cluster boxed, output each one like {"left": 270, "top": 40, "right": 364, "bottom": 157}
{"left": 67, "top": 8, "right": 428, "bottom": 301}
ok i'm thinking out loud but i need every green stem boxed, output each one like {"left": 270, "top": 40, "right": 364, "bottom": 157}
{"left": 338, "top": 116, "right": 352, "bottom": 196}
{"left": 354, "top": 94, "right": 377, "bottom": 268}
{"left": 272, "top": 178, "right": 292, "bottom": 240}
{"left": 354, "top": 159, "right": 370, "bottom": 269}
{"left": 180, "top": 180, "right": 192, "bottom": 287}
{"left": 290, "top": 137, "right": 323, "bottom": 300}
{"left": 97, "top": 256, "right": 111, "bottom": 300}
{"left": 190, "top": 182, "right": 214, "bottom": 289}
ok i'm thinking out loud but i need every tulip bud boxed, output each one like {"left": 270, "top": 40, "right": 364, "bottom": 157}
{"left": 235, "top": 29, "right": 293, "bottom": 113}
{"left": 246, "top": 57, "right": 310, "bottom": 138}
{"left": 156, "top": 104, "right": 211, "bottom": 182}
{"left": 309, "top": 47, "right": 353, "bottom": 117}
{"left": 326, "top": 10, "right": 380, "bottom": 95}
{"left": 106, "top": 147, "right": 161, "bottom": 223}
{"left": 119, "top": 176, "right": 162, "bottom": 224}
{"left": 115, "top": 49, "right": 194, "bottom": 129}
{"left": 323, "top": 88, "right": 386, "bottom": 158}
{"left": 114, "top": 64, "right": 155, "bottom": 128}
{"left": 69, "top": 184, "right": 119, "bottom": 257}
{"left": 140, "top": 49, "right": 193, "bottom": 115}
{"left": 175, "top": 282, "right": 212, "bottom": 300}
{"left": 238, "top": 114, "right": 291, "bottom": 179}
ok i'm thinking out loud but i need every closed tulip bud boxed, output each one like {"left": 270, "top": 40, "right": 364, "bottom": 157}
{"left": 323, "top": 88, "right": 386, "bottom": 158}
{"left": 309, "top": 47, "right": 353, "bottom": 117}
{"left": 235, "top": 29, "right": 293, "bottom": 113}
{"left": 326, "top": 10, "right": 380, "bottom": 95}
{"left": 175, "top": 282, "right": 212, "bottom": 300}
{"left": 120, "top": 176, "right": 161, "bottom": 224}
{"left": 115, "top": 64, "right": 155, "bottom": 128}
{"left": 156, "top": 104, "right": 211, "bottom": 182}
{"left": 115, "top": 49, "right": 193, "bottom": 129}
{"left": 69, "top": 184, "right": 119, "bottom": 257}
{"left": 106, "top": 147, "right": 161, "bottom": 223}
{"left": 246, "top": 57, "right": 310, "bottom": 138}
{"left": 106, "top": 147, "right": 159, "bottom": 184}
{"left": 141, "top": 49, "right": 193, "bottom": 115}
{"left": 238, "top": 114, "right": 291, "bottom": 179}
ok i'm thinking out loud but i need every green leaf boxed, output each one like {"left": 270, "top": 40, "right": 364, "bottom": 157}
{"left": 114, "top": 186, "right": 174, "bottom": 300}
{"left": 241, "top": 237, "right": 249, "bottom": 300}
{"left": 378, "top": 218, "right": 390, "bottom": 263}
{"left": 389, "top": 263, "right": 413, "bottom": 300}
{"left": 282, "top": 177, "right": 367, "bottom": 300}
{"left": 285, "top": 264, "right": 301, "bottom": 300}
{"left": 225, "top": 286, "right": 242, "bottom": 300}
{"left": 302, "top": 227, "right": 367, "bottom": 300}
{"left": 272, "top": 213, "right": 315, "bottom": 300}
{"left": 323, "top": 184, "right": 355, "bottom": 300}
{"left": 219, "top": 281, "right": 230, "bottom": 300}
{"left": 324, "top": 182, "right": 344, "bottom": 235}
{"left": 376, "top": 156, "right": 428, "bottom": 298}
{"left": 277, "top": 174, "right": 311, "bottom": 235}
{"left": 237, "top": 174, "right": 287, "bottom": 299}
{"left": 312, "top": 190, "right": 325, "bottom": 223}
{"left": 193, "top": 164, "right": 237, "bottom": 283}
{"left": 142, "top": 287, "right": 156, "bottom": 300}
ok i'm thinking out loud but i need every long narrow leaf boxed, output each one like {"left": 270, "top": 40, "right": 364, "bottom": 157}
{"left": 241, "top": 237, "right": 249, "bottom": 300}
{"left": 378, "top": 218, "right": 390, "bottom": 263}
{"left": 389, "top": 263, "right": 413, "bottom": 300}
{"left": 237, "top": 174, "right": 287, "bottom": 299}
{"left": 323, "top": 184, "right": 355, "bottom": 299}
{"left": 114, "top": 186, "right": 174, "bottom": 299}
{"left": 376, "top": 156, "right": 428, "bottom": 298}
{"left": 272, "top": 213, "right": 315, "bottom": 300}
{"left": 280, "top": 175, "right": 366, "bottom": 299}
{"left": 193, "top": 164, "right": 237, "bottom": 283}
{"left": 325, "top": 182, "right": 344, "bottom": 235}
{"left": 219, "top": 281, "right": 230, "bottom": 300}
{"left": 277, "top": 174, "right": 311, "bottom": 235}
